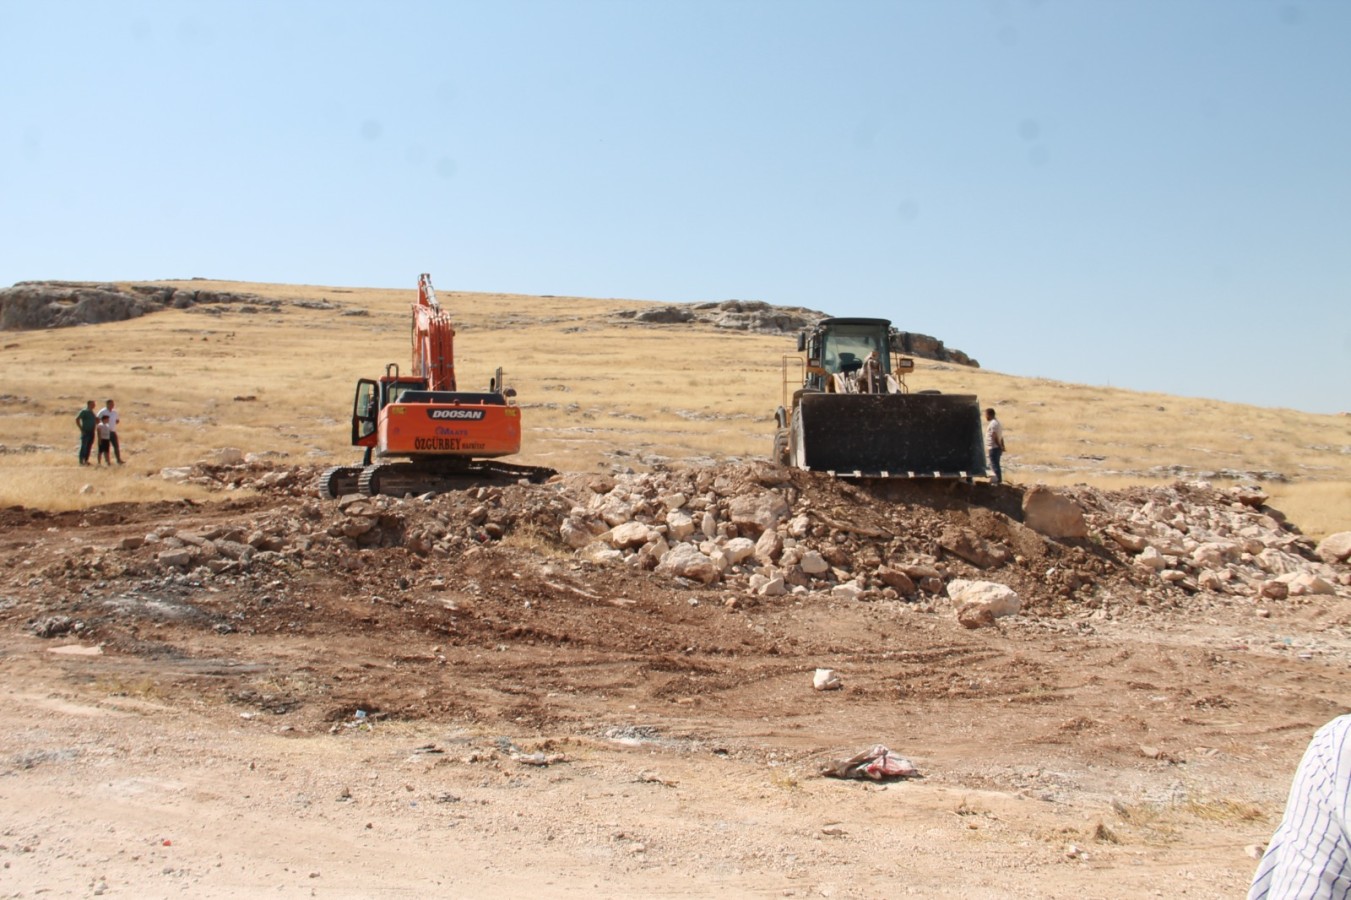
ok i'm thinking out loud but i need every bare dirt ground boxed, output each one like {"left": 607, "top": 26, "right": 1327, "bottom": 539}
{"left": 2, "top": 465, "right": 1349, "bottom": 898}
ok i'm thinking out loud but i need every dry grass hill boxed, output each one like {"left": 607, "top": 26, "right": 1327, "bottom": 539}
{"left": 1, "top": 278, "right": 1347, "bottom": 533}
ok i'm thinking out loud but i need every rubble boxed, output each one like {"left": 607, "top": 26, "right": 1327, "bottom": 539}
{"left": 18, "top": 459, "right": 1348, "bottom": 636}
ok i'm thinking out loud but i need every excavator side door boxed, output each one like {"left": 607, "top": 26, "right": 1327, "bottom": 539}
{"left": 351, "top": 379, "right": 379, "bottom": 446}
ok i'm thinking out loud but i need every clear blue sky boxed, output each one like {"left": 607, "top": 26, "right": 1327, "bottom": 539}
{"left": 3, "top": 1, "right": 1347, "bottom": 413}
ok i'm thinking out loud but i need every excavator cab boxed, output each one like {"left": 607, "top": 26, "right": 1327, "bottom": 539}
{"left": 351, "top": 368, "right": 430, "bottom": 450}
{"left": 775, "top": 317, "right": 987, "bottom": 478}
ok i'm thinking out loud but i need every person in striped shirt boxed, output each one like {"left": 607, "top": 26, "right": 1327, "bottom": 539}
{"left": 1250, "top": 715, "right": 1351, "bottom": 899}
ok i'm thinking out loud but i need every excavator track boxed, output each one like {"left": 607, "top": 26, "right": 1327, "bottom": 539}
{"left": 318, "top": 466, "right": 365, "bottom": 499}
{"left": 320, "top": 460, "right": 556, "bottom": 498}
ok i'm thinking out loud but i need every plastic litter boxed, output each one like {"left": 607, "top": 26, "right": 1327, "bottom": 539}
{"left": 821, "top": 744, "right": 920, "bottom": 780}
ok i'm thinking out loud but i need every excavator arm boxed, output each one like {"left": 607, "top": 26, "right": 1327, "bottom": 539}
{"left": 413, "top": 273, "right": 457, "bottom": 392}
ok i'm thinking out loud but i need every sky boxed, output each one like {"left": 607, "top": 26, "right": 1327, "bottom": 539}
{"left": 2, "top": 1, "right": 1348, "bottom": 414}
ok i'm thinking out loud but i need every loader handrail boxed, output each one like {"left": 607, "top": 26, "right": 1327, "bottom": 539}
{"left": 781, "top": 354, "right": 805, "bottom": 410}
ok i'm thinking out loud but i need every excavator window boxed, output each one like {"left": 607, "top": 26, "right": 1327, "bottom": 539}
{"left": 352, "top": 379, "right": 379, "bottom": 444}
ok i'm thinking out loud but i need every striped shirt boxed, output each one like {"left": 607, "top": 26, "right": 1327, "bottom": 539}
{"left": 1250, "top": 715, "right": 1351, "bottom": 899}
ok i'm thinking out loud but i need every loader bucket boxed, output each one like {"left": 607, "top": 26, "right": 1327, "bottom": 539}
{"left": 791, "top": 392, "right": 987, "bottom": 478}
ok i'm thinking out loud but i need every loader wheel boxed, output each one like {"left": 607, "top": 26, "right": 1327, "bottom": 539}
{"left": 772, "top": 429, "right": 790, "bottom": 466}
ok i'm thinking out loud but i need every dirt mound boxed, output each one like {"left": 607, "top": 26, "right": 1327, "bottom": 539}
{"left": 5, "top": 459, "right": 1344, "bottom": 730}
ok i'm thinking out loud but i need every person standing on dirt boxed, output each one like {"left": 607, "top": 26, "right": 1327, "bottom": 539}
{"left": 985, "top": 408, "right": 1005, "bottom": 486}
{"left": 1249, "top": 714, "right": 1351, "bottom": 898}
{"left": 75, "top": 400, "right": 97, "bottom": 466}
{"left": 95, "top": 415, "right": 114, "bottom": 466}
{"left": 96, "top": 398, "right": 124, "bottom": 464}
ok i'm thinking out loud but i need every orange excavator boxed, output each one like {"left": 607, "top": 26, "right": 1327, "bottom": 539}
{"left": 318, "top": 274, "right": 554, "bottom": 497}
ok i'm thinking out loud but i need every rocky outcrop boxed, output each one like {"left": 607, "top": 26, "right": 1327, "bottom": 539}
{"left": 891, "top": 331, "right": 979, "bottom": 367}
{"left": 616, "top": 299, "right": 821, "bottom": 334}
{"left": 0, "top": 281, "right": 282, "bottom": 330}
{"left": 613, "top": 300, "right": 978, "bottom": 365}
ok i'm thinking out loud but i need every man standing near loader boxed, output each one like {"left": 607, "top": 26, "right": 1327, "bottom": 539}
{"left": 985, "top": 408, "right": 1005, "bottom": 486}
{"left": 75, "top": 400, "right": 97, "bottom": 466}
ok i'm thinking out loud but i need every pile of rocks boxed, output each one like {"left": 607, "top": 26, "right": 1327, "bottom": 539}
{"left": 64, "top": 458, "right": 1347, "bottom": 633}
{"left": 1078, "top": 482, "right": 1350, "bottom": 602}
{"left": 556, "top": 466, "right": 1065, "bottom": 613}
{"left": 554, "top": 464, "right": 1349, "bottom": 624}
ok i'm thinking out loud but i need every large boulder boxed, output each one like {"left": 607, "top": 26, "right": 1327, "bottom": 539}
{"left": 726, "top": 491, "right": 791, "bottom": 535}
{"left": 607, "top": 522, "right": 654, "bottom": 550}
{"left": 1021, "top": 487, "right": 1088, "bottom": 539}
{"left": 948, "top": 579, "right": 1021, "bottom": 628}
{"left": 1316, "top": 532, "right": 1351, "bottom": 565}
{"left": 655, "top": 544, "right": 721, "bottom": 584}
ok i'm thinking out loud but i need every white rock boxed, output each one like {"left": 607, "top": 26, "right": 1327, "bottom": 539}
{"left": 831, "top": 582, "right": 864, "bottom": 601}
{"left": 799, "top": 550, "right": 831, "bottom": 575}
{"left": 1021, "top": 487, "right": 1088, "bottom": 539}
{"left": 1135, "top": 547, "right": 1167, "bottom": 571}
{"left": 559, "top": 519, "right": 594, "bottom": 549}
{"left": 813, "top": 668, "right": 843, "bottom": 691}
{"left": 665, "top": 511, "right": 696, "bottom": 541}
{"left": 1105, "top": 527, "right": 1148, "bottom": 553}
{"left": 723, "top": 537, "right": 756, "bottom": 564}
{"left": 754, "top": 529, "right": 783, "bottom": 565}
{"left": 607, "top": 522, "right": 653, "bottom": 549}
{"left": 727, "top": 491, "right": 791, "bottom": 534}
{"left": 1259, "top": 580, "right": 1289, "bottom": 600}
{"left": 655, "top": 544, "right": 721, "bottom": 584}
{"left": 579, "top": 542, "right": 623, "bottom": 564}
{"left": 947, "top": 579, "right": 1021, "bottom": 619}
{"left": 1281, "top": 573, "right": 1337, "bottom": 596}
{"left": 1197, "top": 570, "right": 1226, "bottom": 592}
{"left": 756, "top": 575, "right": 787, "bottom": 597}
{"left": 1316, "top": 532, "right": 1351, "bottom": 565}
{"left": 1192, "top": 541, "right": 1240, "bottom": 568}
{"left": 1257, "top": 548, "right": 1304, "bottom": 576}
{"left": 213, "top": 447, "right": 245, "bottom": 465}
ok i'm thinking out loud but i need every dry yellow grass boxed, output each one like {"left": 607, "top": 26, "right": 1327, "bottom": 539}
{"left": 2, "top": 278, "right": 1348, "bottom": 538}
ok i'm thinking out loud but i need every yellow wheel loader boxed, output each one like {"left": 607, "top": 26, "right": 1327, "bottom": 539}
{"left": 773, "top": 318, "right": 987, "bottom": 479}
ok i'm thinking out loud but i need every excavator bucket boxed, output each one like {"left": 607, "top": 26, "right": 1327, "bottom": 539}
{"left": 791, "top": 392, "right": 987, "bottom": 478}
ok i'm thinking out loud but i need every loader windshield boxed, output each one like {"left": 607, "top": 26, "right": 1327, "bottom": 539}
{"left": 821, "top": 325, "right": 889, "bottom": 375}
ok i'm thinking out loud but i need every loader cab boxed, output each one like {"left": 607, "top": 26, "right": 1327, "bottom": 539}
{"left": 803, "top": 318, "right": 893, "bottom": 392}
